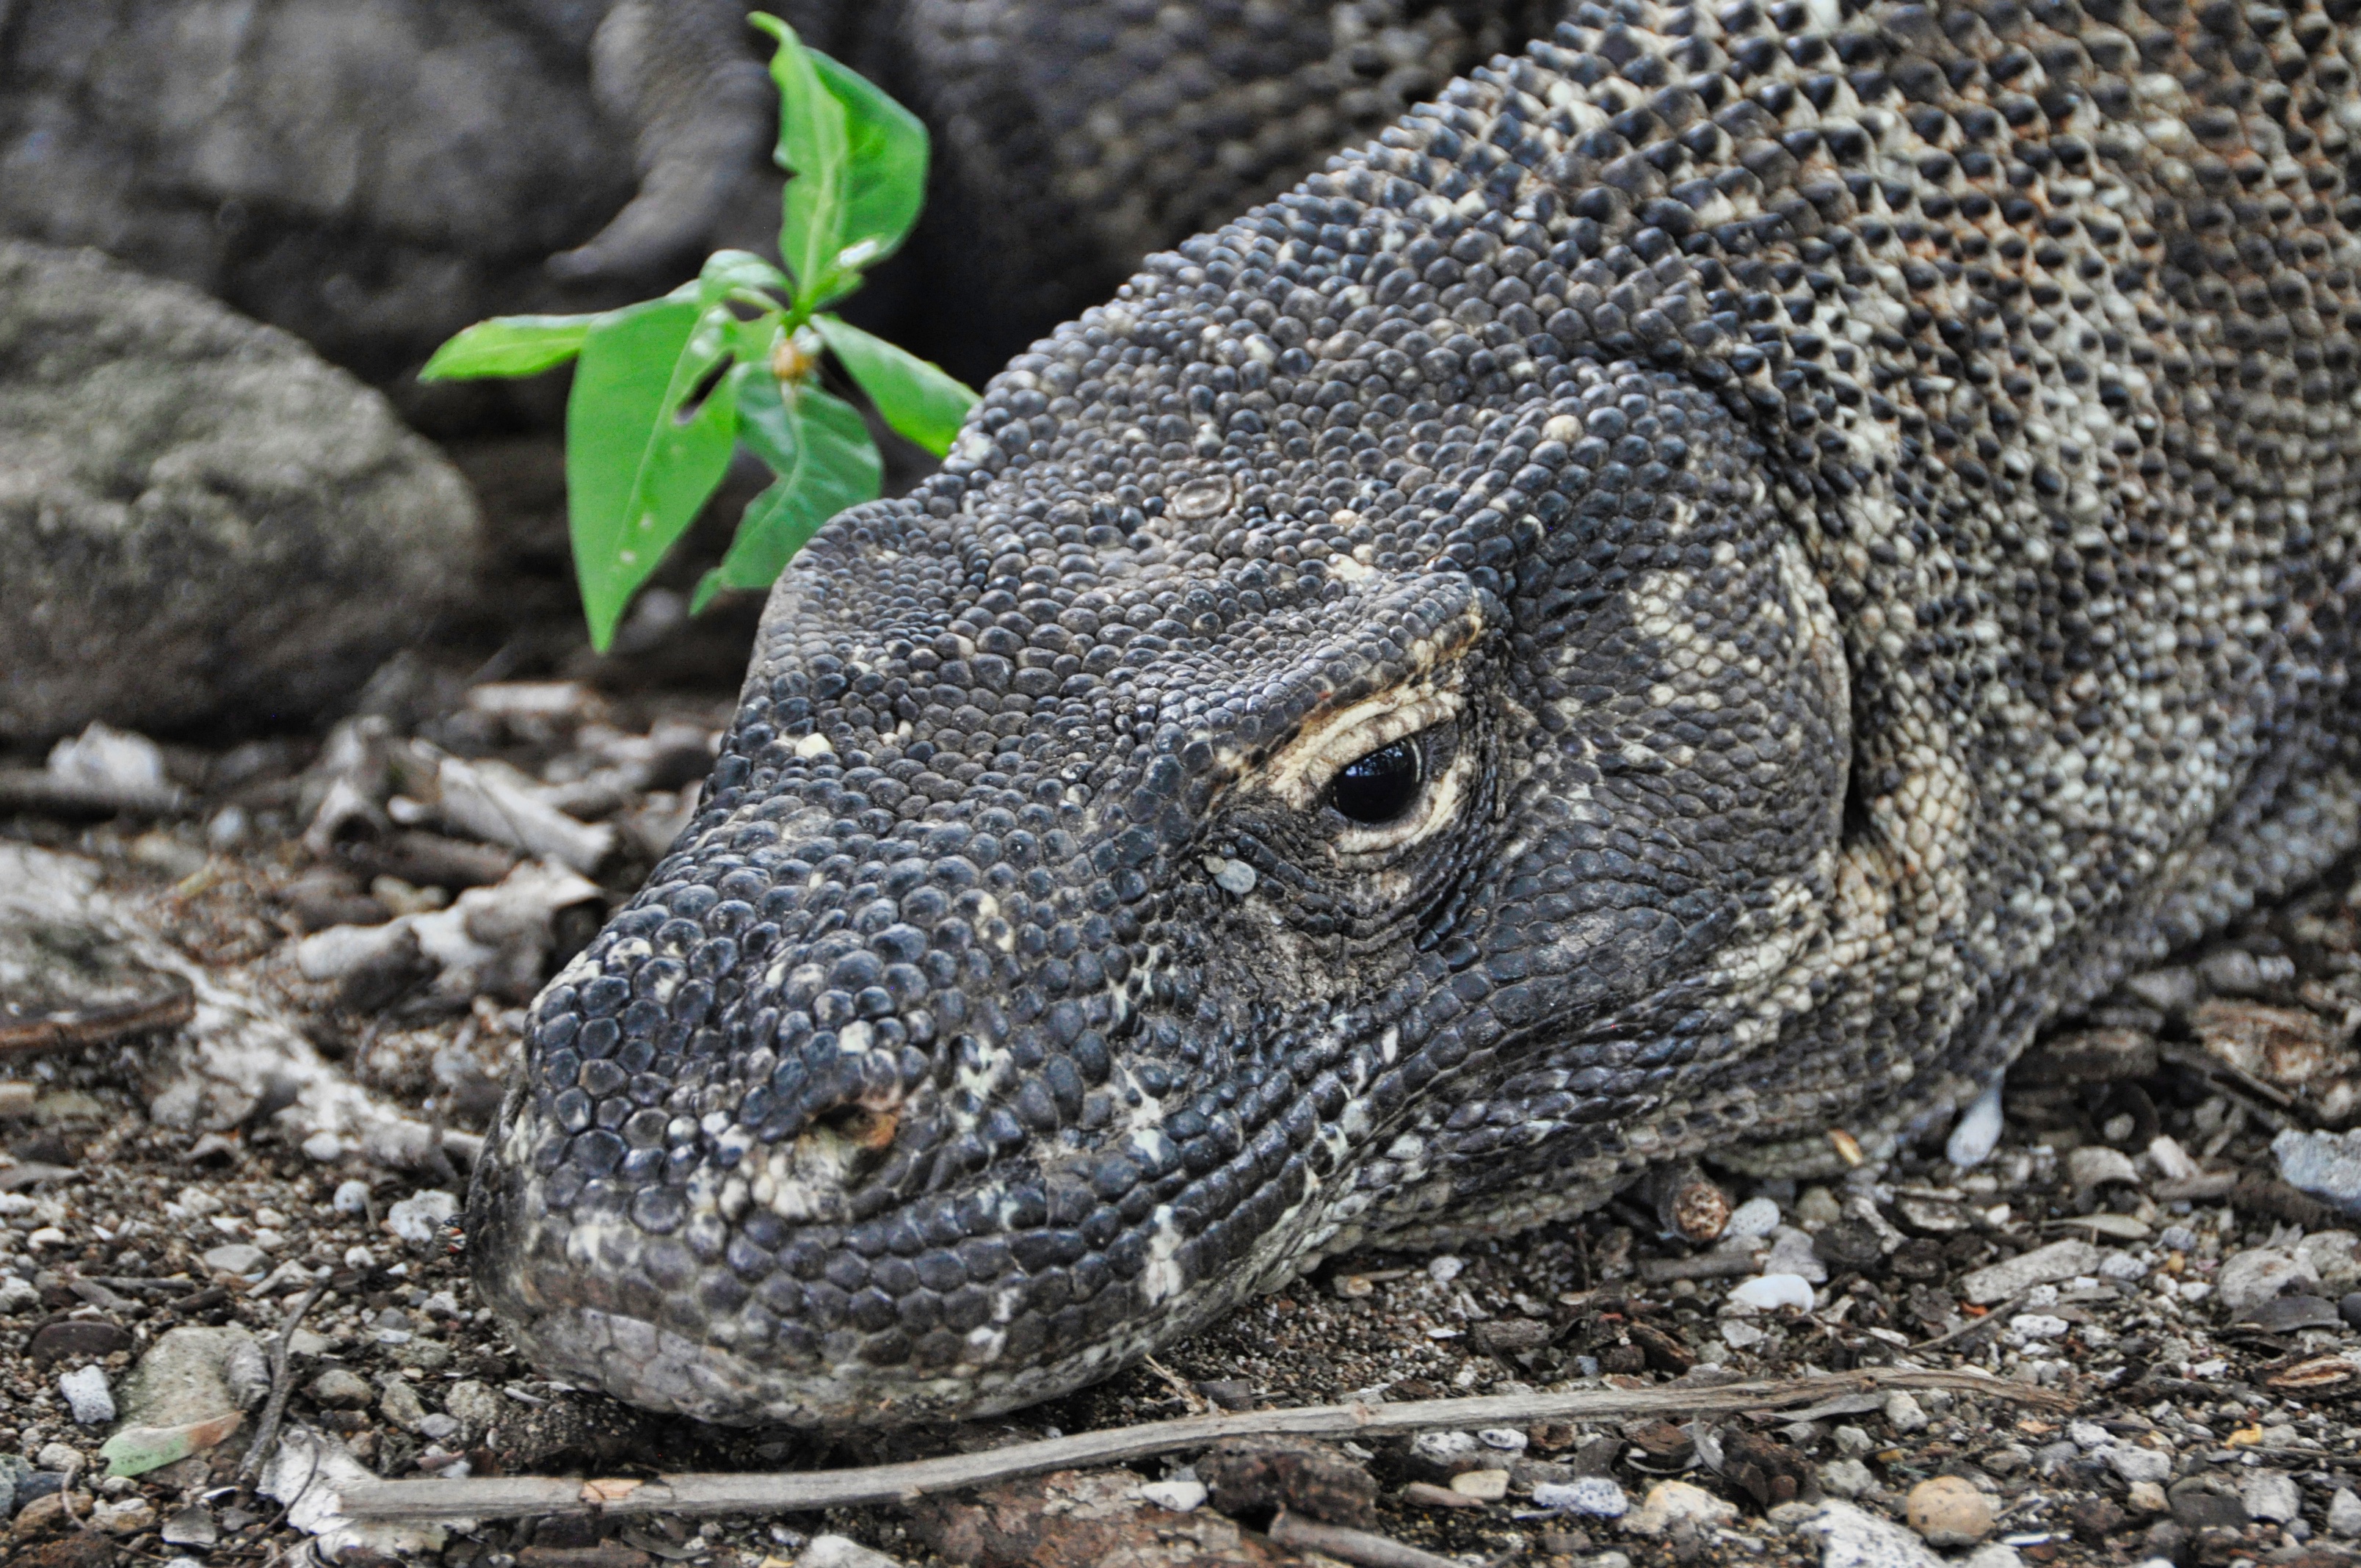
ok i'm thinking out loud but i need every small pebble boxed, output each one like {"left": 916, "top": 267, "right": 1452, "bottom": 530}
{"left": 1139, "top": 1479, "right": 1205, "bottom": 1512}
{"left": 1947, "top": 1081, "right": 2005, "bottom": 1169}
{"left": 1907, "top": 1476, "right": 1996, "bottom": 1546}
{"left": 2240, "top": 1471, "right": 2301, "bottom": 1525}
{"left": 1450, "top": 1468, "right": 1510, "bottom": 1501}
{"left": 2327, "top": 1488, "right": 2361, "bottom": 1539}
{"left": 1794, "top": 1186, "right": 1843, "bottom": 1227}
{"left": 1478, "top": 1427, "right": 1527, "bottom": 1451}
{"left": 310, "top": 1368, "right": 373, "bottom": 1409}
{"left": 333, "top": 1180, "right": 372, "bottom": 1215}
{"left": 1728, "top": 1273, "right": 1816, "bottom": 1313}
{"left": 1724, "top": 1197, "right": 1782, "bottom": 1239}
{"left": 1821, "top": 1459, "right": 1876, "bottom": 1498}
{"left": 384, "top": 1189, "right": 459, "bottom": 1246}
{"left": 1883, "top": 1392, "right": 1929, "bottom": 1434}
{"left": 1535, "top": 1476, "right": 1628, "bottom": 1517}
{"left": 59, "top": 1365, "right": 115, "bottom": 1426}
{"left": 2128, "top": 1481, "right": 2169, "bottom": 1514}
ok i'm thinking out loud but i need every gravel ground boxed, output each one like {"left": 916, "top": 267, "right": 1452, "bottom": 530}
{"left": 4, "top": 656, "right": 2360, "bottom": 1568}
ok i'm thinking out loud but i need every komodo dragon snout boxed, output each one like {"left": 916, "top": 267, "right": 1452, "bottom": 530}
{"left": 472, "top": 0, "right": 2361, "bottom": 1424}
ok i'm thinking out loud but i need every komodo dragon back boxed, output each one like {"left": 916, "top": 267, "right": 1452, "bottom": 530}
{"left": 469, "top": 0, "right": 2361, "bottom": 1425}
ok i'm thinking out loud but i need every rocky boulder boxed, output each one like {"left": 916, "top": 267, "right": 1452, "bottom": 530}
{"left": 0, "top": 242, "right": 485, "bottom": 743}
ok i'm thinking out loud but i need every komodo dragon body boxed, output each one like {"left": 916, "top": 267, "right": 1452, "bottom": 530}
{"left": 471, "top": 0, "right": 2361, "bottom": 1424}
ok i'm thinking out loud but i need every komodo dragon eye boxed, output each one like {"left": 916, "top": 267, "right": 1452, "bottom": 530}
{"left": 1328, "top": 737, "right": 1423, "bottom": 824}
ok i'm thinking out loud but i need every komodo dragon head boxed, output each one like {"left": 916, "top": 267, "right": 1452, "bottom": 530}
{"left": 471, "top": 0, "right": 2361, "bottom": 1423}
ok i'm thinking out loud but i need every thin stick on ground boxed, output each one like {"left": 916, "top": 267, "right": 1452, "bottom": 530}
{"left": 1270, "top": 1508, "right": 1460, "bottom": 1568}
{"left": 341, "top": 1364, "right": 2064, "bottom": 1522}
{"left": 240, "top": 1282, "right": 327, "bottom": 1484}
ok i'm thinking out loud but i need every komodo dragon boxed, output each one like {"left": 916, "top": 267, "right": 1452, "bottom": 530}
{"left": 470, "top": 0, "right": 2361, "bottom": 1425}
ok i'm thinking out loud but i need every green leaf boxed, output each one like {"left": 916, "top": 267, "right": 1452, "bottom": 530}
{"left": 750, "top": 15, "right": 929, "bottom": 311}
{"left": 697, "top": 249, "right": 794, "bottom": 308}
{"left": 810, "top": 50, "right": 928, "bottom": 269}
{"left": 693, "top": 382, "right": 879, "bottom": 611}
{"left": 566, "top": 297, "right": 742, "bottom": 650}
{"left": 813, "top": 314, "right": 976, "bottom": 457}
{"left": 752, "top": 15, "right": 852, "bottom": 306}
{"left": 418, "top": 314, "right": 595, "bottom": 380}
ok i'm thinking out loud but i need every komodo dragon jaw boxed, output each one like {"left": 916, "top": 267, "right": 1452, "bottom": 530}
{"left": 471, "top": 0, "right": 2361, "bottom": 1424}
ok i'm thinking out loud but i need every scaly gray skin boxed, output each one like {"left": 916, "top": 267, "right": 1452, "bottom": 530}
{"left": 873, "top": 1, "right": 1566, "bottom": 371}
{"left": 470, "top": 0, "right": 2361, "bottom": 1425}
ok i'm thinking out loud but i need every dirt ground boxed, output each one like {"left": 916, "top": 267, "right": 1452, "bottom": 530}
{"left": 4, "top": 639, "right": 2360, "bottom": 1568}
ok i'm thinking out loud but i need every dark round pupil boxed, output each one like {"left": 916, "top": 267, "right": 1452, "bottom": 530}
{"left": 1330, "top": 738, "right": 1422, "bottom": 824}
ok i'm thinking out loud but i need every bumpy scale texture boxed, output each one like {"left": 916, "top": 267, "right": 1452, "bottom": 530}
{"left": 471, "top": 0, "right": 2361, "bottom": 1425}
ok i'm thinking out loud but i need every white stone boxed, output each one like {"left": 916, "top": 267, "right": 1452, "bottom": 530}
{"left": 1962, "top": 1546, "right": 2024, "bottom": 1568}
{"left": 1821, "top": 1459, "right": 1876, "bottom": 1498}
{"left": 2295, "top": 1232, "right": 2360, "bottom": 1293}
{"left": 2008, "top": 1313, "right": 2071, "bottom": 1343}
{"left": 2099, "top": 1251, "right": 2150, "bottom": 1282}
{"left": 1412, "top": 1430, "right": 1481, "bottom": 1469}
{"left": 333, "top": 1180, "right": 372, "bottom": 1216}
{"left": 385, "top": 1190, "right": 459, "bottom": 1246}
{"left": 2067, "top": 1145, "right": 2141, "bottom": 1193}
{"left": 1835, "top": 1426, "right": 1874, "bottom": 1456}
{"left": 797, "top": 1537, "right": 907, "bottom": 1568}
{"left": 1139, "top": 1479, "right": 1206, "bottom": 1512}
{"left": 59, "top": 1365, "right": 115, "bottom": 1426}
{"left": 1426, "top": 1255, "right": 1465, "bottom": 1284}
{"left": 1722, "top": 1320, "right": 1767, "bottom": 1350}
{"left": 1622, "top": 1481, "right": 1736, "bottom": 1536}
{"left": 1957, "top": 1240, "right": 2101, "bottom": 1304}
{"left": 1478, "top": 1427, "right": 1528, "bottom": 1451}
{"left": 1728, "top": 1273, "right": 1818, "bottom": 1313}
{"left": 2146, "top": 1135, "right": 2199, "bottom": 1181}
{"left": 200, "top": 1242, "right": 266, "bottom": 1276}
{"left": 2106, "top": 1446, "right": 2172, "bottom": 1487}
{"left": 2326, "top": 1488, "right": 2361, "bottom": 1539}
{"left": 1766, "top": 1228, "right": 1829, "bottom": 1283}
{"left": 2215, "top": 1246, "right": 2318, "bottom": 1311}
{"left": 2240, "top": 1471, "right": 2302, "bottom": 1525}
{"left": 1725, "top": 1197, "right": 1783, "bottom": 1240}
{"left": 1536, "top": 1476, "right": 1628, "bottom": 1517}
{"left": 1802, "top": 1501, "right": 1945, "bottom": 1568}
{"left": 1947, "top": 1081, "right": 2005, "bottom": 1169}
{"left": 1882, "top": 1393, "right": 1929, "bottom": 1434}
{"left": 2067, "top": 1421, "right": 2113, "bottom": 1451}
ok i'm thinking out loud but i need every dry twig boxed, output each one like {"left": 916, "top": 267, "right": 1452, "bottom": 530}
{"left": 342, "top": 1365, "right": 2062, "bottom": 1522}
{"left": 1270, "top": 1508, "right": 1459, "bottom": 1568}
{"left": 240, "top": 1282, "right": 327, "bottom": 1484}
{"left": 0, "top": 971, "right": 195, "bottom": 1056}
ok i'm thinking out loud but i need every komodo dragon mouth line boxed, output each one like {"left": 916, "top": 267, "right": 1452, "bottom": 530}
{"left": 469, "top": 0, "right": 2361, "bottom": 1423}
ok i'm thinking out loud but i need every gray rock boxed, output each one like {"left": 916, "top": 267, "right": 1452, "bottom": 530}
{"left": 117, "top": 1326, "right": 268, "bottom": 1431}
{"left": 2240, "top": 1472, "right": 2301, "bottom": 1525}
{"left": 377, "top": 1376, "right": 429, "bottom": 1432}
{"left": 797, "top": 1537, "right": 910, "bottom": 1568}
{"left": 1821, "top": 1459, "right": 1877, "bottom": 1498}
{"left": 1956, "top": 1240, "right": 2102, "bottom": 1304}
{"left": 2168, "top": 1476, "right": 2249, "bottom": 1531}
{"left": 2328, "top": 1487, "right": 2361, "bottom": 1539}
{"left": 2276, "top": 1128, "right": 2361, "bottom": 1216}
{"left": 0, "top": 242, "right": 483, "bottom": 744}
{"left": 1802, "top": 1501, "right": 1945, "bottom": 1568}
{"left": 200, "top": 1243, "right": 267, "bottom": 1277}
{"left": 309, "top": 1369, "right": 373, "bottom": 1410}
{"left": 1534, "top": 1477, "right": 1629, "bottom": 1517}
{"left": 2106, "top": 1446, "right": 2172, "bottom": 1487}
{"left": 59, "top": 1365, "right": 115, "bottom": 1425}
{"left": 2215, "top": 1247, "right": 2318, "bottom": 1311}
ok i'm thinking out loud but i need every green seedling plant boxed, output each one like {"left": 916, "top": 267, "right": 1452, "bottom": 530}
{"left": 421, "top": 15, "right": 978, "bottom": 651}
